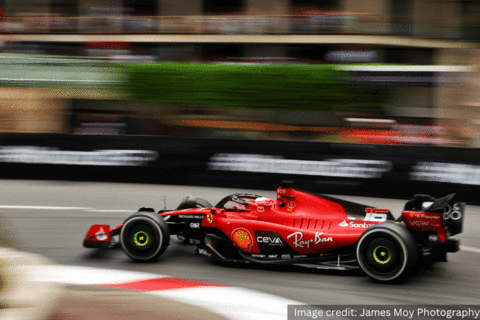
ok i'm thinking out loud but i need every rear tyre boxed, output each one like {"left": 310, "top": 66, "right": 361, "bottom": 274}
{"left": 177, "top": 196, "right": 213, "bottom": 210}
{"left": 356, "top": 222, "right": 418, "bottom": 282}
{"left": 176, "top": 197, "right": 212, "bottom": 244}
{"left": 120, "top": 211, "right": 170, "bottom": 262}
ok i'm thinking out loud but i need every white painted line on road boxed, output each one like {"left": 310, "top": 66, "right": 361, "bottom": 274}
{"left": 0, "top": 205, "right": 93, "bottom": 210}
{"left": 0, "top": 205, "right": 134, "bottom": 213}
{"left": 27, "top": 265, "right": 169, "bottom": 285}
{"left": 151, "top": 286, "right": 301, "bottom": 320}
{"left": 27, "top": 265, "right": 302, "bottom": 320}
{"left": 461, "top": 246, "right": 480, "bottom": 254}
{"left": 86, "top": 209, "right": 135, "bottom": 213}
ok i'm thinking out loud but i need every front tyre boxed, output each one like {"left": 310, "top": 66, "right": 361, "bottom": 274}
{"left": 356, "top": 222, "right": 418, "bottom": 282}
{"left": 120, "top": 211, "right": 170, "bottom": 262}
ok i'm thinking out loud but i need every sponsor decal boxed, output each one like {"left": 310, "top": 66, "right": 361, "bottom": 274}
{"left": 206, "top": 214, "right": 214, "bottom": 224}
{"left": 95, "top": 227, "right": 108, "bottom": 241}
{"left": 209, "top": 153, "right": 392, "bottom": 179}
{"left": 251, "top": 254, "right": 266, "bottom": 258}
{"left": 414, "top": 214, "right": 440, "bottom": 219}
{"left": 287, "top": 232, "right": 333, "bottom": 249}
{"left": 256, "top": 236, "right": 283, "bottom": 246}
{"left": 348, "top": 221, "right": 375, "bottom": 229}
{"left": 282, "top": 254, "right": 291, "bottom": 259}
{"left": 411, "top": 162, "right": 480, "bottom": 186}
{"left": 257, "top": 206, "right": 265, "bottom": 212}
{"left": 293, "top": 255, "right": 307, "bottom": 259}
{"left": 428, "top": 234, "right": 439, "bottom": 241}
{"left": 189, "top": 222, "right": 200, "bottom": 228}
{"left": 268, "top": 255, "right": 278, "bottom": 259}
{"left": 0, "top": 146, "right": 158, "bottom": 166}
{"left": 287, "top": 201, "right": 296, "bottom": 209}
{"left": 231, "top": 228, "right": 253, "bottom": 251}
{"left": 339, "top": 220, "right": 349, "bottom": 227}
{"left": 326, "top": 50, "right": 378, "bottom": 62}
{"left": 410, "top": 221, "right": 430, "bottom": 227}
{"left": 179, "top": 215, "right": 205, "bottom": 219}
{"left": 198, "top": 248, "right": 208, "bottom": 255}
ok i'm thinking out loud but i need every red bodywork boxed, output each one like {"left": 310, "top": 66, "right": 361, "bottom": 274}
{"left": 193, "top": 189, "right": 376, "bottom": 255}
{"left": 84, "top": 184, "right": 461, "bottom": 261}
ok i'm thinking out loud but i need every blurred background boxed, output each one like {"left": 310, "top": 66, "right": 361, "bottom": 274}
{"left": 0, "top": 0, "right": 479, "bottom": 146}
{"left": 2, "top": 3, "right": 480, "bottom": 318}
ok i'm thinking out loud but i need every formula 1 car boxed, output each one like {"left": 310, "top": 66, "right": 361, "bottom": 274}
{"left": 83, "top": 181, "right": 464, "bottom": 282}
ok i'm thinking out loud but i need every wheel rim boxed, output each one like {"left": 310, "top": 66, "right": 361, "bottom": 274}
{"left": 126, "top": 224, "right": 155, "bottom": 252}
{"left": 357, "top": 225, "right": 416, "bottom": 282}
{"left": 372, "top": 245, "right": 391, "bottom": 264}
{"left": 133, "top": 231, "right": 150, "bottom": 247}
{"left": 364, "top": 238, "right": 399, "bottom": 271}
{"left": 357, "top": 233, "right": 408, "bottom": 281}
{"left": 121, "top": 220, "right": 162, "bottom": 260}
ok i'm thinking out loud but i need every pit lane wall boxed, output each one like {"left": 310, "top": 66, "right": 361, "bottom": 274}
{"left": 0, "top": 133, "right": 479, "bottom": 203}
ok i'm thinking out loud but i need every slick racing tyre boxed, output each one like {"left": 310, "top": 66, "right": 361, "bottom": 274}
{"left": 356, "top": 222, "right": 418, "bottom": 282}
{"left": 120, "top": 211, "right": 170, "bottom": 262}
{"left": 175, "top": 197, "right": 212, "bottom": 244}
{"left": 176, "top": 196, "right": 213, "bottom": 210}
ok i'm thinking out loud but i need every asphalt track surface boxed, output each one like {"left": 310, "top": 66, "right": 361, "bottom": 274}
{"left": 2, "top": 180, "right": 480, "bottom": 307}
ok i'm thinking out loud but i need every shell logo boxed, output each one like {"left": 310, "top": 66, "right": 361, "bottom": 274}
{"left": 231, "top": 228, "right": 253, "bottom": 250}
{"left": 95, "top": 227, "right": 108, "bottom": 241}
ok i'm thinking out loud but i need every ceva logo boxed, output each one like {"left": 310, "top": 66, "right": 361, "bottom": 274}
{"left": 339, "top": 220, "right": 349, "bottom": 227}
{"left": 257, "top": 236, "right": 282, "bottom": 245}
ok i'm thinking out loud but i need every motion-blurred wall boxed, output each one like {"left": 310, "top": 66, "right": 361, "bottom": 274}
{"left": 0, "top": 0, "right": 478, "bottom": 145}
{"left": 0, "top": 88, "right": 68, "bottom": 133}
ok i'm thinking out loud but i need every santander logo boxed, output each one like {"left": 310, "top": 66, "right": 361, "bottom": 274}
{"left": 339, "top": 220, "right": 374, "bottom": 228}
{"left": 95, "top": 227, "right": 108, "bottom": 241}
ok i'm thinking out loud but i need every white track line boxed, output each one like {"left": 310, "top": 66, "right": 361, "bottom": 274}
{"left": 27, "top": 265, "right": 169, "bottom": 285}
{"left": 151, "top": 286, "right": 299, "bottom": 320}
{"left": 0, "top": 205, "right": 133, "bottom": 213}
{"left": 460, "top": 246, "right": 480, "bottom": 254}
{"left": 0, "top": 205, "right": 93, "bottom": 210}
{"left": 87, "top": 209, "right": 135, "bottom": 213}
{"left": 27, "top": 265, "right": 302, "bottom": 320}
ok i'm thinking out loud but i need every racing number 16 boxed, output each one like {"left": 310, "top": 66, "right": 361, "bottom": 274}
{"left": 365, "top": 208, "right": 388, "bottom": 222}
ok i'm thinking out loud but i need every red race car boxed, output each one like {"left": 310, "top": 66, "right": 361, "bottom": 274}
{"left": 83, "top": 181, "right": 464, "bottom": 282}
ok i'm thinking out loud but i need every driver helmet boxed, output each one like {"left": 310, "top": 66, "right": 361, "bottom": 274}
{"left": 254, "top": 197, "right": 274, "bottom": 207}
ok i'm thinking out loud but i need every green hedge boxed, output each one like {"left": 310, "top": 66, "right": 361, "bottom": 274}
{"left": 123, "top": 63, "right": 384, "bottom": 111}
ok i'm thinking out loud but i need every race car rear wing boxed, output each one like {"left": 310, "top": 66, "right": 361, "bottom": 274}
{"left": 402, "top": 194, "right": 464, "bottom": 242}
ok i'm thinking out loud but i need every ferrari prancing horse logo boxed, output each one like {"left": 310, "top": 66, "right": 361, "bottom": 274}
{"left": 207, "top": 214, "right": 213, "bottom": 223}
